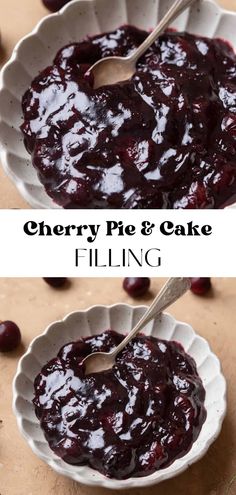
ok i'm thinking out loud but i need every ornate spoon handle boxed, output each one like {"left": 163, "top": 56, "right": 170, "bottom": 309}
{"left": 110, "top": 277, "right": 191, "bottom": 358}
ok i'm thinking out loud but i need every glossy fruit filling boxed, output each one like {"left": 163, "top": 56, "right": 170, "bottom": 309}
{"left": 33, "top": 330, "right": 206, "bottom": 479}
{"left": 21, "top": 26, "right": 236, "bottom": 209}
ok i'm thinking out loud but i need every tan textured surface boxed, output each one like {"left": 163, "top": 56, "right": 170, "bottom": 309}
{"left": 0, "top": 0, "right": 235, "bottom": 208}
{"left": 0, "top": 277, "right": 236, "bottom": 494}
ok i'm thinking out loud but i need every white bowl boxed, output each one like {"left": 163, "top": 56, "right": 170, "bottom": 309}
{"left": 13, "top": 304, "right": 227, "bottom": 489}
{"left": 0, "top": 0, "right": 236, "bottom": 208}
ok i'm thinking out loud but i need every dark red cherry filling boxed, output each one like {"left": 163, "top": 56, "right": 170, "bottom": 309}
{"left": 33, "top": 330, "right": 206, "bottom": 479}
{"left": 21, "top": 26, "right": 236, "bottom": 209}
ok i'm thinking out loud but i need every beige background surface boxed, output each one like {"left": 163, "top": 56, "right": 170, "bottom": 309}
{"left": 0, "top": 0, "right": 235, "bottom": 208}
{"left": 0, "top": 277, "right": 236, "bottom": 495}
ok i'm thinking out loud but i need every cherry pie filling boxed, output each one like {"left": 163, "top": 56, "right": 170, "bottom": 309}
{"left": 21, "top": 26, "right": 236, "bottom": 209}
{"left": 33, "top": 330, "right": 206, "bottom": 479}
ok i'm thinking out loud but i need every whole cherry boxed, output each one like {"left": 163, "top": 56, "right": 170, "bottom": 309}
{"left": 42, "top": 0, "right": 72, "bottom": 12}
{"left": 43, "top": 277, "right": 67, "bottom": 288}
{"left": 123, "top": 277, "right": 150, "bottom": 298}
{"left": 190, "top": 277, "right": 211, "bottom": 295}
{"left": 0, "top": 321, "right": 21, "bottom": 352}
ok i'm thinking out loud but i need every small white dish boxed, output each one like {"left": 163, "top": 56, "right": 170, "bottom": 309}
{"left": 13, "top": 304, "right": 227, "bottom": 489}
{"left": 0, "top": 0, "right": 236, "bottom": 208}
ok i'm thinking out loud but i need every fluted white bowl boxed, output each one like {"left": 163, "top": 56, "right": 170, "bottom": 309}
{"left": 13, "top": 304, "right": 227, "bottom": 489}
{"left": 0, "top": 0, "right": 236, "bottom": 208}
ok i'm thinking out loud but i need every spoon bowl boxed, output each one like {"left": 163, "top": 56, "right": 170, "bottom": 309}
{"left": 90, "top": 56, "right": 136, "bottom": 89}
{"left": 82, "top": 350, "right": 115, "bottom": 374}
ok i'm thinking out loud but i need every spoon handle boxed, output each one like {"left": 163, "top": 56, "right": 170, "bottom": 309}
{"left": 129, "top": 0, "right": 197, "bottom": 63}
{"left": 111, "top": 277, "right": 191, "bottom": 357}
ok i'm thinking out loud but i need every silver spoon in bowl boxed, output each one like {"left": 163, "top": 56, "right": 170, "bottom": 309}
{"left": 83, "top": 277, "right": 191, "bottom": 375}
{"left": 89, "top": 0, "right": 197, "bottom": 89}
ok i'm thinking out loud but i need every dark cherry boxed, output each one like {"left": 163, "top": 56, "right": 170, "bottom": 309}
{"left": 123, "top": 277, "right": 150, "bottom": 297}
{"left": 43, "top": 277, "right": 67, "bottom": 288}
{"left": 33, "top": 330, "right": 206, "bottom": 479}
{"left": 0, "top": 321, "right": 21, "bottom": 352}
{"left": 190, "top": 277, "right": 211, "bottom": 295}
{"left": 42, "top": 0, "right": 72, "bottom": 12}
{"left": 21, "top": 26, "right": 236, "bottom": 209}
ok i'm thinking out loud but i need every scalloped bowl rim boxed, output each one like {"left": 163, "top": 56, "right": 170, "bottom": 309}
{"left": 12, "top": 304, "right": 227, "bottom": 489}
{"left": 0, "top": 0, "right": 236, "bottom": 208}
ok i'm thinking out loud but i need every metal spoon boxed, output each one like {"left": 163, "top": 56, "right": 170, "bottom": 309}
{"left": 89, "top": 0, "right": 197, "bottom": 89}
{"left": 83, "top": 277, "right": 191, "bottom": 375}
